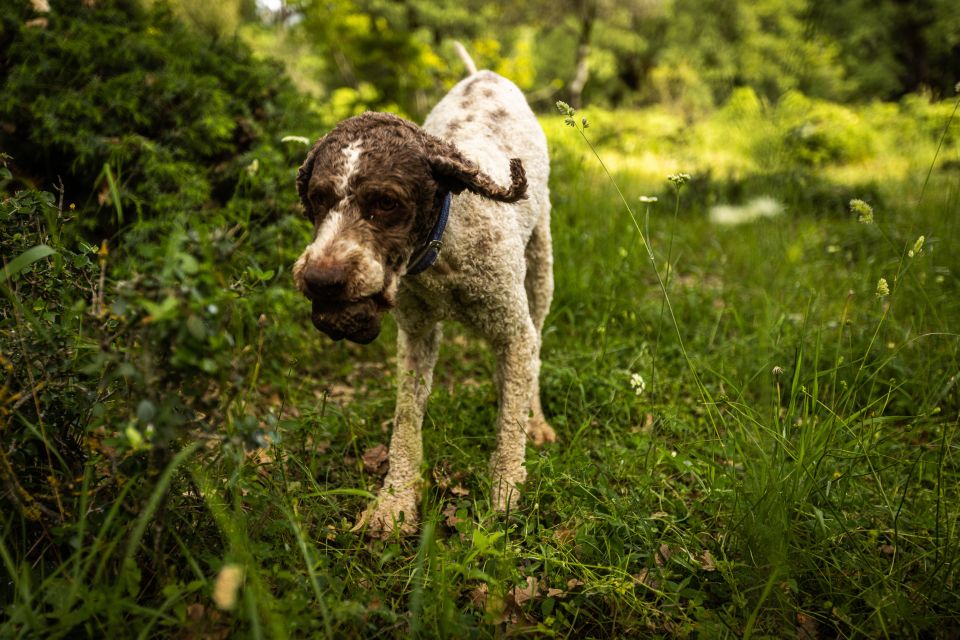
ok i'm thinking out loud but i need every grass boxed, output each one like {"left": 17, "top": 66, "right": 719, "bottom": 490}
{"left": 2, "top": 97, "right": 960, "bottom": 638}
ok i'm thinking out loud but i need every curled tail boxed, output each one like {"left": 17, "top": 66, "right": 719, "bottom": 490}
{"left": 452, "top": 41, "right": 478, "bottom": 76}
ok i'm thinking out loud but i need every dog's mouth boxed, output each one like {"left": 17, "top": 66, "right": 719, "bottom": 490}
{"left": 310, "top": 292, "right": 392, "bottom": 344}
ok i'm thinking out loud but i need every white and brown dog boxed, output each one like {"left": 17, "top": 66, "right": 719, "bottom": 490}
{"left": 293, "top": 47, "right": 554, "bottom": 536}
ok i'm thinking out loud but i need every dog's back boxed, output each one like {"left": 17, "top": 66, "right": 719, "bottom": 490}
{"left": 423, "top": 70, "right": 550, "bottom": 241}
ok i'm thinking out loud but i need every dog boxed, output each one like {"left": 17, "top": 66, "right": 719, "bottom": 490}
{"left": 293, "top": 46, "right": 555, "bottom": 536}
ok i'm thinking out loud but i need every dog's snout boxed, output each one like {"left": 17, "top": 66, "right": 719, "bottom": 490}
{"left": 303, "top": 264, "right": 349, "bottom": 301}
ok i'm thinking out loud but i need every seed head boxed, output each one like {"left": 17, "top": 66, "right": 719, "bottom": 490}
{"left": 668, "top": 173, "right": 691, "bottom": 186}
{"left": 850, "top": 199, "right": 873, "bottom": 224}
{"left": 876, "top": 277, "right": 890, "bottom": 297}
{"left": 908, "top": 235, "right": 924, "bottom": 258}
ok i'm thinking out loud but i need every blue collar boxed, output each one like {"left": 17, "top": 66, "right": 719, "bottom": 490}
{"left": 406, "top": 191, "right": 452, "bottom": 275}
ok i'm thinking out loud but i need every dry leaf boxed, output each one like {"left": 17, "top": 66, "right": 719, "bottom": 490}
{"left": 554, "top": 527, "right": 577, "bottom": 545}
{"left": 699, "top": 550, "right": 717, "bottom": 571}
{"left": 442, "top": 503, "right": 463, "bottom": 528}
{"left": 509, "top": 576, "right": 538, "bottom": 607}
{"left": 796, "top": 612, "right": 819, "bottom": 640}
{"left": 655, "top": 543, "right": 671, "bottom": 567}
{"left": 361, "top": 444, "right": 389, "bottom": 475}
{"left": 186, "top": 603, "right": 205, "bottom": 621}
{"left": 566, "top": 578, "right": 584, "bottom": 591}
{"left": 469, "top": 583, "right": 488, "bottom": 608}
{"left": 450, "top": 484, "right": 470, "bottom": 497}
{"left": 633, "top": 569, "right": 660, "bottom": 590}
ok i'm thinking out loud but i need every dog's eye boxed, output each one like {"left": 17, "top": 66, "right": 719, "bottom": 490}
{"left": 370, "top": 196, "right": 400, "bottom": 216}
{"left": 375, "top": 196, "right": 398, "bottom": 213}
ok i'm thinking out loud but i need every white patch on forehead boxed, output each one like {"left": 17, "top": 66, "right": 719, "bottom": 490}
{"left": 302, "top": 210, "right": 345, "bottom": 261}
{"left": 338, "top": 139, "right": 364, "bottom": 195}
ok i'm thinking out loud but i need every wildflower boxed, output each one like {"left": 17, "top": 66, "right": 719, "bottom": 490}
{"left": 246, "top": 158, "right": 259, "bottom": 175}
{"left": 876, "top": 277, "right": 890, "bottom": 297}
{"left": 213, "top": 564, "right": 245, "bottom": 611}
{"left": 581, "top": 117, "right": 589, "bottom": 129}
{"left": 850, "top": 199, "right": 873, "bottom": 224}
{"left": 639, "top": 195, "right": 658, "bottom": 203}
{"left": 69, "top": 202, "right": 76, "bottom": 210}
{"left": 908, "top": 235, "right": 924, "bottom": 258}
{"left": 772, "top": 365, "right": 784, "bottom": 377}
{"left": 668, "top": 173, "right": 691, "bottom": 186}
{"left": 629, "top": 372, "right": 646, "bottom": 396}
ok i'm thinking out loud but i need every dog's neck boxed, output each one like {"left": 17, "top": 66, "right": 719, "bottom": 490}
{"left": 406, "top": 191, "right": 452, "bottom": 276}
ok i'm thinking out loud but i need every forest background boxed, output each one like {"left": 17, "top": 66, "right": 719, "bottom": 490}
{"left": 2, "top": 0, "right": 960, "bottom": 637}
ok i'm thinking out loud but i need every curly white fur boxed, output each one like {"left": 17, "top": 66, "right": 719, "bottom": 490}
{"left": 354, "top": 69, "right": 556, "bottom": 536}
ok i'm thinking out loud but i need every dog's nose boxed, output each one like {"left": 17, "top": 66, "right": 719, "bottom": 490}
{"left": 303, "top": 264, "right": 349, "bottom": 301}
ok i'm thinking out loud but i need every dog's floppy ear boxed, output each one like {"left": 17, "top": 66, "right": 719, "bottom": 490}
{"left": 296, "top": 138, "right": 324, "bottom": 218}
{"left": 423, "top": 135, "right": 527, "bottom": 203}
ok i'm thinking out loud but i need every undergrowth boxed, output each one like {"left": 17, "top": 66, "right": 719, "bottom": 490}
{"left": 2, "top": 4, "right": 960, "bottom": 637}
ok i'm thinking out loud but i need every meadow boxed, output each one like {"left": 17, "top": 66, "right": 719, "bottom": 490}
{"left": 3, "top": 5, "right": 960, "bottom": 636}
{"left": 4, "top": 86, "right": 959, "bottom": 638}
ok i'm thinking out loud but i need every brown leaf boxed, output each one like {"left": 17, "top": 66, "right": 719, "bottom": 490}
{"left": 442, "top": 503, "right": 463, "bottom": 528}
{"left": 655, "top": 543, "right": 671, "bottom": 567}
{"left": 361, "top": 444, "right": 389, "bottom": 475}
{"left": 633, "top": 569, "right": 660, "bottom": 590}
{"left": 546, "top": 588, "right": 565, "bottom": 598}
{"left": 450, "top": 484, "right": 470, "bottom": 497}
{"left": 507, "top": 576, "right": 538, "bottom": 609}
{"left": 469, "top": 583, "right": 488, "bottom": 608}
{"left": 880, "top": 544, "right": 895, "bottom": 555}
{"left": 554, "top": 527, "right": 577, "bottom": 545}
{"left": 699, "top": 550, "right": 717, "bottom": 571}
{"left": 796, "top": 612, "right": 819, "bottom": 640}
{"left": 566, "top": 578, "right": 584, "bottom": 591}
{"left": 186, "top": 603, "right": 205, "bottom": 621}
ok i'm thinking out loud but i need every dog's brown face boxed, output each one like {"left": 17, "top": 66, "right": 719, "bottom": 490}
{"left": 293, "top": 112, "right": 527, "bottom": 343}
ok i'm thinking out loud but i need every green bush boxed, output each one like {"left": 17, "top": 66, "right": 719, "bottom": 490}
{"left": 0, "top": 0, "right": 311, "bottom": 230}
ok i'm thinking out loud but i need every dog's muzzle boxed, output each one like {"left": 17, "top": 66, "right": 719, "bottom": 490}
{"left": 311, "top": 298, "right": 383, "bottom": 344}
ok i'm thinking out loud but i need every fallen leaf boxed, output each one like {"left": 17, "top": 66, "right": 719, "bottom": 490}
{"left": 554, "top": 527, "right": 577, "bottom": 544}
{"left": 469, "top": 583, "right": 488, "bottom": 608}
{"left": 442, "top": 503, "right": 463, "bottom": 528}
{"left": 880, "top": 544, "right": 895, "bottom": 555}
{"left": 450, "top": 484, "right": 470, "bottom": 497}
{"left": 700, "top": 550, "right": 717, "bottom": 571}
{"left": 796, "top": 612, "right": 819, "bottom": 640}
{"left": 361, "top": 444, "right": 389, "bottom": 475}
{"left": 509, "top": 576, "right": 538, "bottom": 607}
{"left": 186, "top": 603, "right": 205, "bottom": 621}
{"left": 566, "top": 578, "right": 584, "bottom": 591}
{"left": 633, "top": 569, "right": 660, "bottom": 590}
{"left": 655, "top": 543, "right": 671, "bottom": 567}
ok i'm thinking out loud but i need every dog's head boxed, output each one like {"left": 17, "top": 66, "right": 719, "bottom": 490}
{"left": 293, "top": 112, "right": 527, "bottom": 343}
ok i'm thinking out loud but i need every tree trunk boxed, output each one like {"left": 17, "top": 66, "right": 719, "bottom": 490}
{"left": 569, "top": 1, "right": 597, "bottom": 108}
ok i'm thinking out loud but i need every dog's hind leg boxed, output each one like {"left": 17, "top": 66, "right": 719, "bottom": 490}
{"left": 356, "top": 309, "right": 441, "bottom": 537}
{"left": 524, "top": 211, "right": 556, "bottom": 446}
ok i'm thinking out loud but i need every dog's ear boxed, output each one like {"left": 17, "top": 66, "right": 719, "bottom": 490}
{"left": 296, "top": 138, "right": 324, "bottom": 218}
{"left": 423, "top": 136, "right": 527, "bottom": 203}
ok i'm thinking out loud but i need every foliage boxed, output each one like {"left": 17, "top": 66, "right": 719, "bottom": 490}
{"left": 2, "top": 1, "right": 960, "bottom": 637}
{"left": 0, "top": 0, "right": 310, "bottom": 232}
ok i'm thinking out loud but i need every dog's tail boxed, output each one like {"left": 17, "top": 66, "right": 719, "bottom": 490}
{"left": 452, "top": 40, "right": 478, "bottom": 76}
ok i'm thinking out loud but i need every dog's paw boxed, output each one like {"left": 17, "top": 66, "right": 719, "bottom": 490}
{"left": 352, "top": 493, "right": 419, "bottom": 538}
{"left": 526, "top": 417, "right": 557, "bottom": 446}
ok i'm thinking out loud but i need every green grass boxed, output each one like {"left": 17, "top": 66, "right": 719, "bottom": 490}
{"left": 3, "top": 99, "right": 960, "bottom": 638}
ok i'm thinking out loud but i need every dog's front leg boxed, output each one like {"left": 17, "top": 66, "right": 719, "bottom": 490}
{"left": 357, "top": 318, "right": 441, "bottom": 537}
{"left": 488, "top": 317, "right": 538, "bottom": 512}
